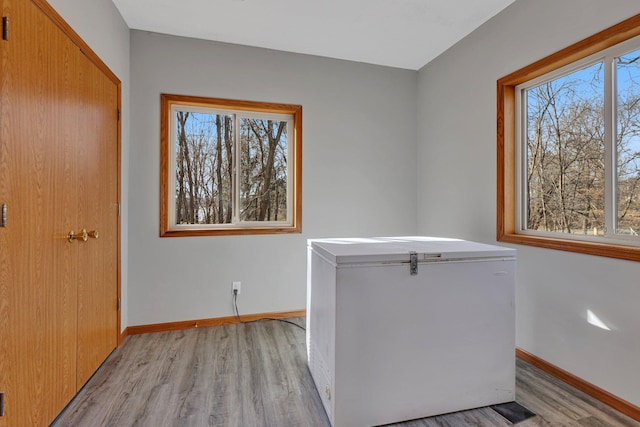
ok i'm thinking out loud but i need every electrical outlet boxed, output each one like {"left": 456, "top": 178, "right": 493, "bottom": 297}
{"left": 232, "top": 281, "right": 241, "bottom": 295}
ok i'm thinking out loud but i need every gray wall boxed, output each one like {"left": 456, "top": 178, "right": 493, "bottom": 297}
{"left": 47, "top": 0, "right": 131, "bottom": 332}
{"left": 128, "top": 31, "right": 418, "bottom": 326}
{"left": 417, "top": 0, "right": 640, "bottom": 405}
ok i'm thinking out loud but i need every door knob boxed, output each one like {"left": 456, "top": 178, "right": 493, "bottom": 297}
{"left": 88, "top": 230, "right": 99, "bottom": 239}
{"left": 68, "top": 229, "right": 88, "bottom": 242}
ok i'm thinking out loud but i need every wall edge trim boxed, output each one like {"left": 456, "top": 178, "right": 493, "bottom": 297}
{"left": 516, "top": 348, "right": 640, "bottom": 421}
{"left": 125, "top": 309, "right": 307, "bottom": 335}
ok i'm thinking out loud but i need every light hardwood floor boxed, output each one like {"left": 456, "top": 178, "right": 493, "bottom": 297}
{"left": 53, "top": 318, "right": 639, "bottom": 426}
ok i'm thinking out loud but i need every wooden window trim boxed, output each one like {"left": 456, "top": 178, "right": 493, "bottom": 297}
{"left": 160, "top": 94, "right": 302, "bottom": 237}
{"left": 497, "top": 13, "right": 640, "bottom": 262}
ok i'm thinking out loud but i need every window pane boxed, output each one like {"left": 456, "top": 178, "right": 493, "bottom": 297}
{"left": 616, "top": 49, "right": 640, "bottom": 236}
{"left": 525, "top": 63, "right": 605, "bottom": 235}
{"left": 175, "top": 111, "right": 233, "bottom": 224}
{"left": 239, "top": 118, "right": 288, "bottom": 222}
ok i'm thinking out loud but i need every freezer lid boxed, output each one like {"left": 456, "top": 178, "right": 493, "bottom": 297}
{"left": 309, "top": 236, "right": 516, "bottom": 264}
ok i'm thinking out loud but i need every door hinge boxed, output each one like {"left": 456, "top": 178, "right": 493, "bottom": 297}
{"left": 117, "top": 108, "right": 120, "bottom": 121}
{"left": 116, "top": 298, "right": 121, "bottom": 311}
{"left": 0, "top": 392, "right": 5, "bottom": 417}
{"left": 1, "top": 204, "right": 7, "bottom": 227}
{"left": 117, "top": 203, "right": 121, "bottom": 217}
{"left": 2, "top": 17, "right": 8, "bottom": 41}
{"left": 409, "top": 251, "right": 418, "bottom": 276}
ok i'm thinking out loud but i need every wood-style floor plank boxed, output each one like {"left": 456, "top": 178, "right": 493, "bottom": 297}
{"left": 52, "top": 318, "right": 640, "bottom": 427}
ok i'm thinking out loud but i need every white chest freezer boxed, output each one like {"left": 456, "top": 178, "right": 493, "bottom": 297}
{"left": 306, "top": 236, "right": 516, "bottom": 427}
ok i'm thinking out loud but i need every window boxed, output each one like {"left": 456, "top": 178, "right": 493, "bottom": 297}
{"left": 160, "top": 94, "right": 302, "bottom": 236}
{"left": 497, "top": 14, "right": 640, "bottom": 261}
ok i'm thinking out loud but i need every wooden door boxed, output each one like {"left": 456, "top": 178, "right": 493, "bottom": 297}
{"left": 0, "top": 0, "right": 80, "bottom": 424}
{"left": 0, "top": 0, "right": 120, "bottom": 424}
{"left": 76, "top": 52, "right": 119, "bottom": 388}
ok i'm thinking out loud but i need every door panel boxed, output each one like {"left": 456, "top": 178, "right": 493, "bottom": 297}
{"left": 76, "top": 53, "right": 118, "bottom": 388}
{"left": 0, "top": 0, "right": 79, "bottom": 424}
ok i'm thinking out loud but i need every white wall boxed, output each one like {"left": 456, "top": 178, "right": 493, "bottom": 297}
{"left": 47, "top": 0, "right": 131, "bottom": 331}
{"left": 128, "top": 31, "right": 418, "bottom": 326}
{"left": 417, "top": 0, "right": 640, "bottom": 405}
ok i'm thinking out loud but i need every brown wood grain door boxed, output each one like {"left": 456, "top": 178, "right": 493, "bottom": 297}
{"left": 76, "top": 52, "right": 118, "bottom": 388}
{"left": 0, "top": 0, "right": 119, "bottom": 424}
{"left": 0, "top": 0, "right": 80, "bottom": 424}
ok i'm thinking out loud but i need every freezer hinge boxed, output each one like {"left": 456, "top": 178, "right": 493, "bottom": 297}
{"left": 1, "top": 204, "right": 6, "bottom": 227}
{"left": 409, "top": 251, "right": 418, "bottom": 275}
{"left": 2, "top": 17, "right": 8, "bottom": 41}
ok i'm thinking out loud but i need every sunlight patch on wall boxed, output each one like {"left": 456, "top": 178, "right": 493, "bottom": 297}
{"left": 587, "top": 309, "right": 611, "bottom": 331}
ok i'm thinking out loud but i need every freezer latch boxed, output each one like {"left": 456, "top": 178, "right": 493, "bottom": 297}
{"left": 409, "top": 251, "right": 418, "bottom": 275}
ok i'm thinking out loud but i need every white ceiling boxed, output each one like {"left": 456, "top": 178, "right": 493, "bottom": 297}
{"left": 111, "top": 0, "right": 515, "bottom": 70}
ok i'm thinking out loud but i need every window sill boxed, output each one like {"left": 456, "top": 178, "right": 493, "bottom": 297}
{"left": 497, "top": 232, "right": 640, "bottom": 262}
{"left": 160, "top": 225, "right": 302, "bottom": 237}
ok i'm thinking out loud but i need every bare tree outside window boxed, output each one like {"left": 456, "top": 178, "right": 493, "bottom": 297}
{"left": 524, "top": 55, "right": 640, "bottom": 237}
{"left": 239, "top": 118, "right": 288, "bottom": 222}
{"left": 525, "top": 63, "right": 605, "bottom": 235}
{"left": 616, "top": 49, "right": 640, "bottom": 235}
{"left": 175, "top": 111, "right": 233, "bottom": 225}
